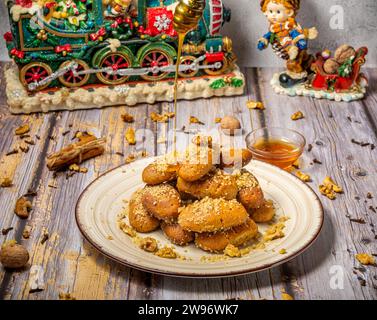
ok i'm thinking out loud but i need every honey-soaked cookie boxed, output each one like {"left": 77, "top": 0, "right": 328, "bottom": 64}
{"left": 220, "top": 148, "right": 253, "bottom": 169}
{"left": 178, "top": 146, "right": 217, "bottom": 182}
{"left": 128, "top": 189, "right": 160, "bottom": 233}
{"left": 177, "top": 169, "right": 238, "bottom": 200}
{"left": 161, "top": 222, "right": 194, "bottom": 246}
{"left": 236, "top": 170, "right": 265, "bottom": 210}
{"left": 195, "top": 218, "right": 258, "bottom": 252}
{"left": 250, "top": 200, "right": 275, "bottom": 223}
{"left": 141, "top": 184, "right": 181, "bottom": 221}
{"left": 142, "top": 161, "right": 178, "bottom": 185}
{"left": 178, "top": 197, "right": 248, "bottom": 233}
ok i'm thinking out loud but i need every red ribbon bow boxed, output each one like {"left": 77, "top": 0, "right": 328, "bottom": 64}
{"left": 10, "top": 48, "right": 25, "bottom": 59}
{"left": 89, "top": 27, "right": 106, "bottom": 41}
{"left": 16, "top": 0, "right": 32, "bottom": 8}
{"left": 111, "top": 17, "right": 134, "bottom": 30}
{"left": 3, "top": 32, "right": 13, "bottom": 42}
{"left": 54, "top": 43, "right": 72, "bottom": 53}
{"left": 45, "top": 2, "right": 57, "bottom": 9}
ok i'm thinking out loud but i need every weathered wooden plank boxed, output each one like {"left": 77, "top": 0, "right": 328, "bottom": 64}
{"left": 361, "top": 68, "right": 377, "bottom": 135}
{"left": 0, "top": 109, "right": 55, "bottom": 298}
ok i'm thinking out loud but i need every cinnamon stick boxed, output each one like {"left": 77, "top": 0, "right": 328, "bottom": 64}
{"left": 46, "top": 136, "right": 106, "bottom": 171}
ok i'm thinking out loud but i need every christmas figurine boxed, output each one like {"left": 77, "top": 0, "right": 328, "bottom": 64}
{"left": 258, "top": 0, "right": 318, "bottom": 88}
{"left": 257, "top": 0, "right": 368, "bottom": 102}
{"left": 103, "top": 0, "right": 135, "bottom": 18}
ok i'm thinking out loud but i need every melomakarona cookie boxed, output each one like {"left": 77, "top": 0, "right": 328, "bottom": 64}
{"left": 128, "top": 189, "right": 160, "bottom": 233}
{"left": 141, "top": 184, "right": 181, "bottom": 221}
{"left": 178, "top": 197, "right": 248, "bottom": 233}
{"left": 195, "top": 218, "right": 258, "bottom": 252}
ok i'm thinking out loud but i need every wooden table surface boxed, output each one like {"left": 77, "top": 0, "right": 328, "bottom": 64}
{"left": 0, "top": 64, "right": 376, "bottom": 300}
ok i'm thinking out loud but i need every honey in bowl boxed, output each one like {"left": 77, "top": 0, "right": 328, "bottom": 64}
{"left": 246, "top": 127, "right": 306, "bottom": 170}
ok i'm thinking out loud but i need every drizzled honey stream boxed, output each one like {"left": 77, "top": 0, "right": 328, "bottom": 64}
{"left": 172, "top": 0, "right": 206, "bottom": 156}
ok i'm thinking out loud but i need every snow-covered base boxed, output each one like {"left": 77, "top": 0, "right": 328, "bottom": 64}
{"left": 270, "top": 72, "right": 366, "bottom": 102}
{"left": 5, "top": 64, "right": 245, "bottom": 114}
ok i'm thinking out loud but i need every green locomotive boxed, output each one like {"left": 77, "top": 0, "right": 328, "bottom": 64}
{"left": 4, "top": 0, "right": 236, "bottom": 91}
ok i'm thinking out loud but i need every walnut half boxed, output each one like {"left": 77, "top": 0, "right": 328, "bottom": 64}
{"left": 14, "top": 197, "right": 32, "bottom": 219}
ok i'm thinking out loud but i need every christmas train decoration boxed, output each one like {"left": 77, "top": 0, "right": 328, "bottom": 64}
{"left": 4, "top": 0, "right": 237, "bottom": 92}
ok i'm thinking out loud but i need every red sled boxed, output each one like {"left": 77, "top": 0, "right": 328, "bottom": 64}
{"left": 311, "top": 47, "right": 368, "bottom": 92}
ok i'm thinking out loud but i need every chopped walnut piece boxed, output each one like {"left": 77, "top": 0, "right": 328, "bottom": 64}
{"left": 69, "top": 163, "right": 80, "bottom": 172}
{"left": 189, "top": 116, "right": 204, "bottom": 125}
{"left": 155, "top": 246, "right": 177, "bottom": 259}
{"left": 323, "top": 176, "right": 343, "bottom": 193}
{"left": 319, "top": 185, "right": 336, "bottom": 200}
{"left": 319, "top": 176, "right": 342, "bottom": 200}
{"left": 247, "top": 100, "right": 265, "bottom": 110}
{"left": 68, "top": 163, "right": 87, "bottom": 173}
{"left": 139, "top": 237, "right": 158, "bottom": 253}
{"left": 356, "top": 253, "right": 375, "bottom": 266}
{"left": 22, "top": 225, "right": 32, "bottom": 239}
{"left": 125, "top": 127, "right": 136, "bottom": 145}
{"left": 14, "top": 197, "right": 32, "bottom": 219}
{"left": 150, "top": 112, "right": 175, "bottom": 123}
{"left": 291, "top": 111, "right": 304, "bottom": 121}
{"left": 296, "top": 171, "right": 311, "bottom": 182}
{"left": 75, "top": 131, "right": 83, "bottom": 140}
{"left": 224, "top": 244, "right": 241, "bottom": 258}
{"left": 15, "top": 124, "right": 30, "bottom": 136}
{"left": 0, "top": 177, "right": 13, "bottom": 188}
{"left": 125, "top": 154, "right": 136, "bottom": 163}
{"left": 121, "top": 113, "right": 134, "bottom": 123}
{"left": 59, "top": 292, "right": 76, "bottom": 300}
{"left": 281, "top": 293, "right": 294, "bottom": 300}
{"left": 119, "top": 222, "right": 136, "bottom": 237}
{"left": 263, "top": 221, "right": 286, "bottom": 242}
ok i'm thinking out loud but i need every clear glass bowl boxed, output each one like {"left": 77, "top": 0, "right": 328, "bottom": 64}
{"left": 245, "top": 127, "right": 306, "bottom": 170}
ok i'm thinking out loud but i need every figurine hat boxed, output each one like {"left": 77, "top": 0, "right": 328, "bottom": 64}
{"left": 260, "top": 0, "right": 301, "bottom": 13}
{"left": 114, "top": 0, "right": 131, "bottom": 6}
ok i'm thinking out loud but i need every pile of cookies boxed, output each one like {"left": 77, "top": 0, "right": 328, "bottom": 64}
{"left": 126, "top": 140, "right": 275, "bottom": 254}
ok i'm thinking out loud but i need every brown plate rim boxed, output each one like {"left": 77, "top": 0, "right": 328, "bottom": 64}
{"left": 75, "top": 159, "right": 324, "bottom": 278}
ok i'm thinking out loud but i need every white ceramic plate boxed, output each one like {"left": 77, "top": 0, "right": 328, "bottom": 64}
{"left": 76, "top": 158, "right": 323, "bottom": 278}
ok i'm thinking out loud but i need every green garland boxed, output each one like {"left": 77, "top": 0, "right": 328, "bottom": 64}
{"left": 338, "top": 57, "right": 355, "bottom": 78}
{"left": 210, "top": 77, "right": 244, "bottom": 89}
{"left": 24, "top": 24, "right": 59, "bottom": 49}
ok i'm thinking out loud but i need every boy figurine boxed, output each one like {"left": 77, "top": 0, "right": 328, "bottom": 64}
{"left": 258, "top": 0, "right": 318, "bottom": 88}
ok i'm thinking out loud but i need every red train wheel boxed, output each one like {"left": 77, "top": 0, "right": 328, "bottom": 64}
{"left": 203, "top": 57, "right": 229, "bottom": 76}
{"left": 140, "top": 49, "right": 173, "bottom": 81}
{"left": 97, "top": 52, "right": 132, "bottom": 85}
{"left": 58, "top": 60, "right": 90, "bottom": 87}
{"left": 178, "top": 56, "right": 199, "bottom": 78}
{"left": 20, "top": 62, "right": 52, "bottom": 91}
